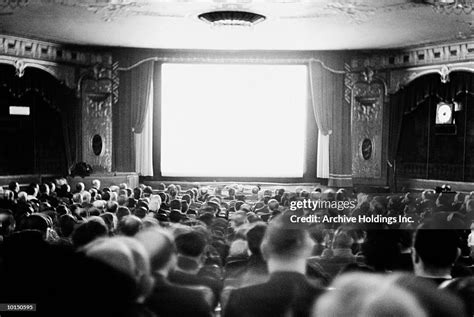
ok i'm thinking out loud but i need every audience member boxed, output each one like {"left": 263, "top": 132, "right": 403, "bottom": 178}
{"left": 224, "top": 213, "right": 323, "bottom": 317}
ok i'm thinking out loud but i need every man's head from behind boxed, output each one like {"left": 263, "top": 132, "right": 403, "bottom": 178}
{"left": 413, "top": 221, "right": 460, "bottom": 276}
{"left": 82, "top": 236, "right": 153, "bottom": 302}
{"left": 118, "top": 215, "right": 143, "bottom": 236}
{"left": 135, "top": 227, "right": 177, "bottom": 276}
{"left": 246, "top": 222, "right": 267, "bottom": 256}
{"left": 92, "top": 179, "right": 101, "bottom": 190}
{"left": 71, "top": 216, "right": 108, "bottom": 248}
{"left": 261, "top": 213, "right": 313, "bottom": 262}
{"left": 175, "top": 231, "right": 207, "bottom": 259}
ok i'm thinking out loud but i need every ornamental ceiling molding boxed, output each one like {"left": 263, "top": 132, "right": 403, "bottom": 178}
{"left": 350, "top": 39, "right": 474, "bottom": 71}
{"left": 0, "top": 0, "right": 427, "bottom": 23}
{"left": 0, "top": 34, "right": 112, "bottom": 66}
{"left": 0, "top": 34, "right": 114, "bottom": 91}
{"left": 348, "top": 39, "right": 474, "bottom": 93}
{"left": 281, "top": 1, "right": 425, "bottom": 23}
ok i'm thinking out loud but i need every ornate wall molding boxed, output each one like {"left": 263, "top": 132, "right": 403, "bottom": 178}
{"left": 0, "top": 34, "right": 111, "bottom": 66}
{"left": 348, "top": 66, "right": 387, "bottom": 179}
{"left": 350, "top": 39, "right": 474, "bottom": 72}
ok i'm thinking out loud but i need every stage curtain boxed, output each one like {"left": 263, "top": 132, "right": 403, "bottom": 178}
{"left": 317, "top": 133, "right": 329, "bottom": 178}
{"left": 309, "top": 61, "right": 332, "bottom": 135}
{"left": 114, "top": 51, "right": 154, "bottom": 172}
{"left": 309, "top": 60, "right": 352, "bottom": 187}
{"left": 134, "top": 79, "right": 154, "bottom": 176}
{"left": 387, "top": 71, "right": 474, "bottom": 190}
{"left": 131, "top": 60, "right": 154, "bottom": 133}
{"left": 309, "top": 61, "right": 332, "bottom": 180}
{"left": 388, "top": 91, "right": 405, "bottom": 191}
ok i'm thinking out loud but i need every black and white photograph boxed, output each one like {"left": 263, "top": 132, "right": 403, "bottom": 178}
{"left": 0, "top": 0, "right": 473, "bottom": 316}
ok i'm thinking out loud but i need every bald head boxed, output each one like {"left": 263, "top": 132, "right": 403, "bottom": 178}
{"left": 268, "top": 199, "right": 279, "bottom": 211}
{"left": 135, "top": 227, "right": 176, "bottom": 273}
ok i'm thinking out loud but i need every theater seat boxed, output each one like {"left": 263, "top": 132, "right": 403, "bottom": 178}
{"left": 179, "top": 284, "right": 215, "bottom": 308}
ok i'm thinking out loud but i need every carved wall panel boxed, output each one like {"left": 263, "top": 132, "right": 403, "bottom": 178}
{"left": 350, "top": 68, "right": 386, "bottom": 179}
{"left": 80, "top": 65, "right": 113, "bottom": 173}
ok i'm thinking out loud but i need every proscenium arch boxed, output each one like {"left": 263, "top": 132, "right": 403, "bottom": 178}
{"left": 0, "top": 56, "right": 76, "bottom": 89}
{"left": 391, "top": 63, "right": 474, "bottom": 94}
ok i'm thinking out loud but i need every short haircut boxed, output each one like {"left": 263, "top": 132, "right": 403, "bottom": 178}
{"left": 102, "top": 192, "right": 111, "bottom": 201}
{"left": 20, "top": 214, "right": 49, "bottom": 235}
{"left": 181, "top": 194, "right": 191, "bottom": 204}
{"left": 261, "top": 213, "right": 312, "bottom": 259}
{"left": 72, "top": 217, "right": 108, "bottom": 247}
{"left": 133, "top": 188, "right": 142, "bottom": 199}
{"left": 175, "top": 231, "right": 207, "bottom": 257}
{"left": 133, "top": 206, "right": 148, "bottom": 219}
{"left": 118, "top": 215, "right": 143, "bottom": 236}
{"left": 59, "top": 214, "right": 77, "bottom": 237}
{"left": 169, "top": 210, "right": 184, "bottom": 223}
{"left": 268, "top": 199, "right": 279, "bottom": 211}
{"left": 246, "top": 223, "right": 267, "bottom": 256}
{"left": 116, "top": 206, "right": 131, "bottom": 221}
{"left": 414, "top": 222, "right": 459, "bottom": 268}
{"left": 106, "top": 201, "right": 118, "bottom": 214}
{"left": 169, "top": 199, "right": 182, "bottom": 211}
{"left": 143, "top": 186, "right": 153, "bottom": 196}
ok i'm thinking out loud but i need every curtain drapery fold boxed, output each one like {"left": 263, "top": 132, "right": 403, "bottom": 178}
{"left": 309, "top": 61, "right": 333, "bottom": 136}
{"left": 131, "top": 60, "right": 154, "bottom": 134}
{"left": 317, "top": 132, "right": 330, "bottom": 178}
{"left": 134, "top": 79, "right": 154, "bottom": 176}
{"left": 308, "top": 60, "right": 352, "bottom": 186}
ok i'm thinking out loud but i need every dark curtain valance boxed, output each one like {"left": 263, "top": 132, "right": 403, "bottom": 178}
{"left": 400, "top": 71, "right": 474, "bottom": 115}
{"left": 0, "top": 65, "right": 73, "bottom": 112}
{"left": 0, "top": 64, "right": 77, "bottom": 172}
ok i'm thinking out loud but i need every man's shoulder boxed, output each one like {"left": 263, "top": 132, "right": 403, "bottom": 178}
{"left": 230, "top": 272, "right": 323, "bottom": 298}
{"left": 148, "top": 279, "right": 212, "bottom": 315}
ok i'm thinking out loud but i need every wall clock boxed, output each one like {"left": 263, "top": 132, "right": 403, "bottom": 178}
{"left": 436, "top": 102, "right": 453, "bottom": 125}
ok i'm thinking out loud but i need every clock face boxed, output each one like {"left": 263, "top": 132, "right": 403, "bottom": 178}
{"left": 436, "top": 103, "right": 453, "bottom": 125}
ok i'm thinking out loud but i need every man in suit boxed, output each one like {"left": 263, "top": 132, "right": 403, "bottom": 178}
{"left": 135, "top": 227, "right": 213, "bottom": 317}
{"left": 412, "top": 219, "right": 460, "bottom": 286}
{"left": 168, "top": 230, "right": 222, "bottom": 305}
{"left": 224, "top": 213, "right": 324, "bottom": 317}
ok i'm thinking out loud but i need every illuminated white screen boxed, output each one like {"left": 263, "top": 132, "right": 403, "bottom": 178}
{"left": 161, "top": 63, "right": 307, "bottom": 177}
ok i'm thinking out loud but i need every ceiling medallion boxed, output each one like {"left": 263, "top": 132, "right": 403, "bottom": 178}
{"left": 198, "top": 10, "right": 266, "bottom": 27}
